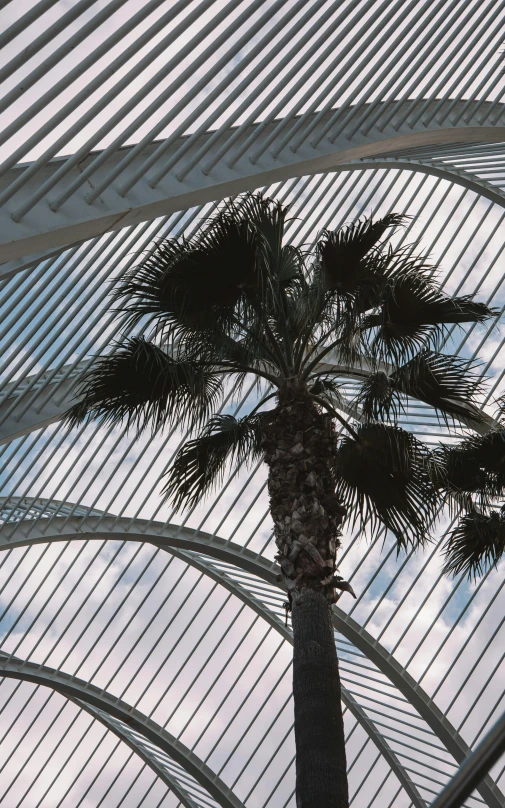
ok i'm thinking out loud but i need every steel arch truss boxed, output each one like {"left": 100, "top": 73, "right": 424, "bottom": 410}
{"left": 0, "top": 652, "right": 243, "bottom": 808}
{"left": 1, "top": 101, "right": 505, "bottom": 263}
{"left": 3, "top": 3, "right": 505, "bottom": 804}
{"left": 70, "top": 700, "right": 217, "bottom": 808}
{"left": 1, "top": 510, "right": 503, "bottom": 808}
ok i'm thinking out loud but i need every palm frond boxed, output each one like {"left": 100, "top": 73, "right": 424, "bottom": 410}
{"left": 162, "top": 411, "right": 272, "bottom": 510}
{"left": 494, "top": 393, "right": 505, "bottom": 421}
{"left": 308, "top": 376, "right": 344, "bottom": 407}
{"left": 429, "top": 446, "right": 489, "bottom": 514}
{"left": 354, "top": 370, "right": 403, "bottom": 422}
{"left": 288, "top": 280, "right": 336, "bottom": 371}
{"left": 311, "top": 219, "right": 406, "bottom": 348}
{"left": 443, "top": 510, "right": 505, "bottom": 579}
{"left": 433, "top": 428, "right": 505, "bottom": 508}
{"left": 334, "top": 422, "right": 441, "bottom": 550}
{"left": 210, "top": 326, "right": 279, "bottom": 376}
{"left": 317, "top": 213, "right": 405, "bottom": 295}
{"left": 113, "top": 221, "right": 256, "bottom": 336}
{"left": 65, "top": 338, "right": 223, "bottom": 435}
{"left": 227, "top": 193, "right": 300, "bottom": 287}
{"left": 370, "top": 269, "right": 496, "bottom": 363}
{"left": 113, "top": 194, "right": 300, "bottom": 341}
{"left": 355, "top": 352, "right": 487, "bottom": 427}
{"left": 392, "top": 351, "right": 487, "bottom": 426}
{"left": 277, "top": 244, "right": 305, "bottom": 287}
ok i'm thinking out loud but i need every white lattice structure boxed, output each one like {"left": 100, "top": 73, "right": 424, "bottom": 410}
{"left": 1, "top": 1, "right": 505, "bottom": 807}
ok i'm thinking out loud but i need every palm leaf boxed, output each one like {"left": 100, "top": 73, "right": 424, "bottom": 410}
{"left": 317, "top": 213, "right": 405, "bottom": 295}
{"left": 113, "top": 222, "right": 256, "bottom": 336}
{"left": 65, "top": 338, "right": 223, "bottom": 434}
{"left": 334, "top": 422, "right": 441, "bottom": 549}
{"left": 113, "top": 194, "right": 299, "bottom": 339}
{"left": 393, "top": 351, "right": 485, "bottom": 422}
{"left": 494, "top": 393, "right": 505, "bottom": 421}
{"left": 356, "top": 352, "right": 488, "bottom": 428}
{"left": 162, "top": 411, "right": 272, "bottom": 510}
{"left": 370, "top": 269, "right": 495, "bottom": 363}
{"left": 308, "top": 376, "right": 344, "bottom": 407}
{"left": 354, "top": 370, "right": 403, "bottom": 422}
{"left": 430, "top": 446, "right": 490, "bottom": 513}
{"left": 443, "top": 510, "right": 505, "bottom": 578}
{"left": 227, "top": 193, "right": 301, "bottom": 287}
{"left": 395, "top": 351, "right": 486, "bottom": 426}
{"left": 433, "top": 428, "right": 505, "bottom": 508}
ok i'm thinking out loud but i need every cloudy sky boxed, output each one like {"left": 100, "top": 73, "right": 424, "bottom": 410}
{"left": 1, "top": 1, "right": 505, "bottom": 807}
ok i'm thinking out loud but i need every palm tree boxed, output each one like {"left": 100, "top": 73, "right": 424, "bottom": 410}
{"left": 66, "top": 194, "right": 505, "bottom": 808}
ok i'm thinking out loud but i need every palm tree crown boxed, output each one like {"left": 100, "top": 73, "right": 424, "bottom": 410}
{"left": 67, "top": 193, "right": 505, "bottom": 808}
{"left": 67, "top": 193, "right": 504, "bottom": 580}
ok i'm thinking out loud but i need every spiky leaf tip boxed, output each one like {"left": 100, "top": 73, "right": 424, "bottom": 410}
{"left": 162, "top": 411, "right": 272, "bottom": 511}
{"left": 443, "top": 510, "right": 505, "bottom": 579}
{"left": 65, "top": 338, "right": 223, "bottom": 436}
{"left": 317, "top": 213, "right": 406, "bottom": 296}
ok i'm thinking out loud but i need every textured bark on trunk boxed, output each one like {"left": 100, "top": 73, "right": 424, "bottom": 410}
{"left": 292, "top": 587, "right": 348, "bottom": 808}
{"left": 262, "top": 380, "right": 349, "bottom": 808}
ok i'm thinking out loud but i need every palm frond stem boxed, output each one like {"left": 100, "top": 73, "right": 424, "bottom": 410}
{"left": 228, "top": 313, "right": 283, "bottom": 369}
{"left": 291, "top": 314, "right": 322, "bottom": 372}
{"left": 309, "top": 393, "right": 360, "bottom": 439}
{"left": 247, "top": 294, "right": 291, "bottom": 376}
{"left": 198, "top": 360, "right": 279, "bottom": 386}
{"left": 278, "top": 287, "right": 296, "bottom": 373}
{"left": 295, "top": 323, "right": 334, "bottom": 372}
{"left": 246, "top": 390, "right": 277, "bottom": 418}
{"left": 308, "top": 367, "right": 371, "bottom": 382}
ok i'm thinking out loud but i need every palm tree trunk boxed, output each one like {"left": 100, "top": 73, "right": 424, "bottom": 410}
{"left": 262, "top": 380, "right": 349, "bottom": 808}
{"left": 292, "top": 587, "right": 348, "bottom": 808}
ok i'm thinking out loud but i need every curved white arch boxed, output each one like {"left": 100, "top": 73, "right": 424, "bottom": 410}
{"left": 0, "top": 540, "right": 426, "bottom": 808}
{"left": 1, "top": 154, "right": 503, "bottom": 287}
{"left": 2, "top": 100, "right": 505, "bottom": 263}
{"left": 0, "top": 653, "right": 244, "bottom": 808}
{"left": 0, "top": 350, "right": 494, "bottom": 445}
{"left": 70, "top": 698, "right": 202, "bottom": 808}
{"left": 3, "top": 10, "right": 505, "bottom": 804}
{"left": 334, "top": 159, "right": 505, "bottom": 208}
{"left": 0, "top": 362, "right": 88, "bottom": 445}
{"left": 169, "top": 547, "right": 427, "bottom": 808}
{"left": 2, "top": 514, "right": 503, "bottom": 808}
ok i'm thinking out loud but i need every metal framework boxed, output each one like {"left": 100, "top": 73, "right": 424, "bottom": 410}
{"left": 75, "top": 703, "right": 220, "bottom": 808}
{"left": 0, "top": 517, "right": 427, "bottom": 808}
{"left": 2, "top": 100, "right": 505, "bottom": 263}
{"left": 0, "top": 507, "right": 503, "bottom": 807}
{"left": 431, "top": 713, "right": 505, "bottom": 808}
{"left": 0, "top": 652, "right": 243, "bottom": 808}
{"left": 2, "top": 1, "right": 505, "bottom": 806}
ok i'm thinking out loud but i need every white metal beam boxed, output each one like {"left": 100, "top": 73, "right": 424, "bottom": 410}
{"left": 1, "top": 513, "right": 502, "bottom": 808}
{"left": 69, "top": 699, "right": 203, "bottom": 808}
{"left": 1, "top": 101, "right": 505, "bottom": 263}
{"left": 0, "top": 539, "right": 426, "bottom": 808}
{"left": 0, "top": 364, "right": 83, "bottom": 445}
{"left": 429, "top": 711, "right": 505, "bottom": 808}
{"left": 0, "top": 651, "right": 244, "bottom": 808}
{"left": 334, "top": 609, "right": 505, "bottom": 808}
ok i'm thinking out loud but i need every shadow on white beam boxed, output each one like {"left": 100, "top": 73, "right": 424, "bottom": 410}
{"left": 1, "top": 100, "right": 505, "bottom": 263}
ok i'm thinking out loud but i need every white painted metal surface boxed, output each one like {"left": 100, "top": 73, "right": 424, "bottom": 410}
{"left": 1, "top": 102, "right": 505, "bottom": 262}
{"left": 2, "top": 1, "right": 505, "bottom": 806}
